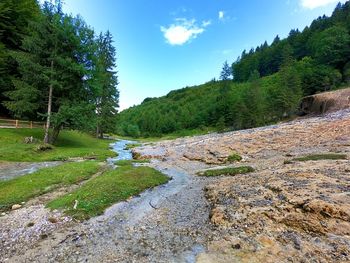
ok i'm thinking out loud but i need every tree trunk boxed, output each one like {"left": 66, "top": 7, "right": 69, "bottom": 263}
{"left": 96, "top": 124, "right": 100, "bottom": 138}
{"left": 44, "top": 60, "right": 54, "bottom": 144}
{"left": 49, "top": 124, "right": 61, "bottom": 144}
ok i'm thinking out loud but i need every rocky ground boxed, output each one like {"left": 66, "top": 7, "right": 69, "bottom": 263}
{"left": 136, "top": 109, "right": 350, "bottom": 262}
{"left": 0, "top": 109, "right": 349, "bottom": 262}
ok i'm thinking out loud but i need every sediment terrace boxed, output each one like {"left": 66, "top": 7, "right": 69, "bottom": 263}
{"left": 135, "top": 109, "right": 350, "bottom": 262}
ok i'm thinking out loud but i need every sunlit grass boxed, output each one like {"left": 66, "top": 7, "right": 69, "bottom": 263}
{"left": 0, "top": 161, "right": 102, "bottom": 211}
{"left": 48, "top": 164, "right": 169, "bottom": 220}
{"left": 0, "top": 128, "right": 115, "bottom": 162}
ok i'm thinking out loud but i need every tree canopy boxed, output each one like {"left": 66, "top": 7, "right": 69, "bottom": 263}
{"left": 117, "top": 2, "right": 350, "bottom": 137}
{"left": 0, "top": 0, "right": 119, "bottom": 143}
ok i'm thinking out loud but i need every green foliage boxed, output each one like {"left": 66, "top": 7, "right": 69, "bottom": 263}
{"left": 231, "top": 2, "right": 350, "bottom": 91}
{"left": 227, "top": 153, "right": 242, "bottom": 163}
{"left": 117, "top": 70, "right": 304, "bottom": 137}
{"left": 94, "top": 31, "right": 119, "bottom": 137}
{"left": 0, "top": 0, "right": 40, "bottom": 116}
{"left": 124, "top": 143, "right": 142, "bottom": 150}
{"left": 0, "top": 161, "right": 101, "bottom": 211}
{"left": 220, "top": 60, "right": 232, "bottom": 80}
{"left": 197, "top": 166, "right": 254, "bottom": 177}
{"left": 0, "top": 128, "right": 115, "bottom": 162}
{"left": 48, "top": 165, "right": 169, "bottom": 220}
{"left": 1, "top": 1, "right": 119, "bottom": 143}
{"left": 292, "top": 153, "right": 347, "bottom": 162}
{"left": 114, "top": 159, "right": 150, "bottom": 166}
{"left": 309, "top": 25, "right": 350, "bottom": 68}
{"left": 117, "top": 3, "right": 350, "bottom": 137}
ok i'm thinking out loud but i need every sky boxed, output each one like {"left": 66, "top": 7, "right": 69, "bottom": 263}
{"left": 54, "top": 0, "right": 347, "bottom": 110}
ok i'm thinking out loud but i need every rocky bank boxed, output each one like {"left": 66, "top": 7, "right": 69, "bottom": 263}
{"left": 135, "top": 109, "right": 350, "bottom": 262}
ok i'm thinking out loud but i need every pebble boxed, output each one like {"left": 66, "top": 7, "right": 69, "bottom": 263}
{"left": 11, "top": 204, "right": 22, "bottom": 210}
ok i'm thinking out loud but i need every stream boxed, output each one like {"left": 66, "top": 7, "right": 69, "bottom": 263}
{"left": 107, "top": 139, "right": 136, "bottom": 165}
{"left": 83, "top": 140, "right": 208, "bottom": 262}
{"left": 0, "top": 161, "right": 61, "bottom": 181}
{"left": 1, "top": 139, "right": 210, "bottom": 262}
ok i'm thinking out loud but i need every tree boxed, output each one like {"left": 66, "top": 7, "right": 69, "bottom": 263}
{"left": 220, "top": 60, "right": 232, "bottom": 80}
{"left": 240, "top": 70, "right": 264, "bottom": 128}
{"left": 310, "top": 25, "right": 350, "bottom": 69}
{"left": 267, "top": 61, "right": 303, "bottom": 119}
{"left": 94, "top": 31, "right": 119, "bottom": 138}
{"left": 4, "top": 1, "right": 99, "bottom": 143}
{"left": 0, "top": 0, "right": 40, "bottom": 116}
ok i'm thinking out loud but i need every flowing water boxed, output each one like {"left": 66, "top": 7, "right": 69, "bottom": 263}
{"left": 0, "top": 161, "right": 61, "bottom": 181}
{"left": 106, "top": 139, "right": 136, "bottom": 166}
{"left": 2, "top": 139, "right": 209, "bottom": 262}
{"left": 83, "top": 140, "right": 208, "bottom": 262}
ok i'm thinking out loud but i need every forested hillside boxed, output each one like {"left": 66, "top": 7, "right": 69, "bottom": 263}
{"left": 117, "top": 2, "right": 350, "bottom": 137}
{"left": 0, "top": 0, "right": 119, "bottom": 142}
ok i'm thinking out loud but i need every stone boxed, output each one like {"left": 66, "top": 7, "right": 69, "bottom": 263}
{"left": 11, "top": 204, "right": 22, "bottom": 210}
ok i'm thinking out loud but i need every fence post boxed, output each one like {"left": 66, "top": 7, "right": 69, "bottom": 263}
{"left": 15, "top": 120, "right": 18, "bottom": 128}
{"left": 30, "top": 121, "right": 33, "bottom": 129}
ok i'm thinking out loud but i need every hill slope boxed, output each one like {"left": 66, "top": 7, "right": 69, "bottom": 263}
{"left": 117, "top": 2, "right": 350, "bottom": 138}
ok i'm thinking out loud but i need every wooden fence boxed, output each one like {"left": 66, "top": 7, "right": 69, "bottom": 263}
{"left": 0, "top": 118, "right": 46, "bottom": 129}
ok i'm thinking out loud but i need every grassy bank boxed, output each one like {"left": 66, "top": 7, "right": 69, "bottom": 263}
{"left": 48, "top": 164, "right": 169, "bottom": 220}
{"left": 0, "top": 128, "right": 115, "bottom": 162}
{"left": 0, "top": 161, "right": 102, "bottom": 211}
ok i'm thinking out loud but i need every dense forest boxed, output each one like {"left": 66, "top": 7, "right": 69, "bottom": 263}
{"left": 117, "top": 2, "right": 350, "bottom": 137}
{"left": 0, "top": 0, "right": 119, "bottom": 143}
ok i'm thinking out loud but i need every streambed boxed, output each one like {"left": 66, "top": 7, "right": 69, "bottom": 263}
{"left": 1, "top": 139, "right": 212, "bottom": 263}
{"left": 0, "top": 161, "right": 61, "bottom": 181}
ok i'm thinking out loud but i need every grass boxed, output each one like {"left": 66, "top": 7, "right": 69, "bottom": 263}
{"left": 124, "top": 143, "right": 142, "bottom": 150}
{"left": 290, "top": 153, "right": 347, "bottom": 162}
{"left": 227, "top": 153, "right": 242, "bottom": 163}
{"left": 48, "top": 164, "right": 169, "bottom": 220}
{"left": 114, "top": 159, "right": 150, "bottom": 166}
{"left": 198, "top": 166, "right": 254, "bottom": 177}
{"left": 115, "top": 127, "right": 216, "bottom": 143}
{"left": 0, "top": 128, "right": 115, "bottom": 162}
{"left": 0, "top": 161, "right": 102, "bottom": 211}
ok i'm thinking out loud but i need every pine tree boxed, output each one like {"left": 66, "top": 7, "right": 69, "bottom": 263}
{"left": 94, "top": 31, "right": 119, "bottom": 138}
{"left": 0, "top": 0, "right": 40, "bottom": 116}
{"left": 220, "top": 60, "right": 232, "bottom": 80}
{"left": 4, "top": 1, "right": 99, "bottom": 143}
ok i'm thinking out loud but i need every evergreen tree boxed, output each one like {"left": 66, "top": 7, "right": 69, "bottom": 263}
{"left": 94, "top": 31, "right": 119, "bottom": 138}
{"left": 220, "top": 60, "right": 232, "bottom": 80}
{"left": 0, "top": 0, "right": 40, "bottom": 116}
{"left": 4, "top": 1, "right": 98, "bottom": 143}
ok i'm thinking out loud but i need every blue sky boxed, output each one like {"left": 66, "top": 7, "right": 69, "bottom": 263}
{"left": 57, "top": 0, "right": 346, "bottom": 110}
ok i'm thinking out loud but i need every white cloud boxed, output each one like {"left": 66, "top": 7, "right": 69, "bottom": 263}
{"left": 218, "top": 11, "right": 224, "bottom": 20}
{"left": 202, "top": 20, "right": 212, "bottom": 27}
{"left": 160, "top": 18, "right": 210, "bottom": 46}
{"left": 300, "top": 0, "right": 346, "bottom": 9}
